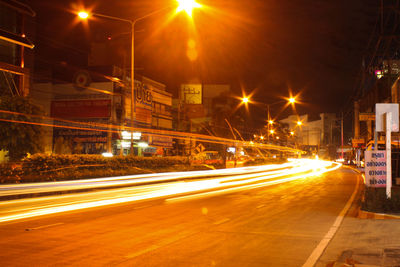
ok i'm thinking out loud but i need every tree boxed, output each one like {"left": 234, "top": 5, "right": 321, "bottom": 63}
{"left": 0, "top": 96, "right": 44, "bottom": 161}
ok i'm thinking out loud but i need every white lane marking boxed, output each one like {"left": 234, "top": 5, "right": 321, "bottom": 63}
{"left": 213, "top": 218, "right": 230, "bottom": 225}
{"left": 302, "top": 170, "right": 360, "bottom": 267}
{"left": 124, "top": 232, "right": 193, "bottom": 259}
{"left": 25, "top": 222, "right": 64, "bottom": 231}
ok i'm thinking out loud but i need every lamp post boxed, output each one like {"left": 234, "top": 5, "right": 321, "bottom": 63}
{"left": 265, "top": 97, "right": 297, "bottom": 143}
{"left": 77, "top": 0, "right": 201, "bottom": 155}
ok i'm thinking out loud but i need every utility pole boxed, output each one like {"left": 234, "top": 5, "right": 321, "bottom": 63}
{"left": 341, "top": 112, "right": 344, "bottom": 160}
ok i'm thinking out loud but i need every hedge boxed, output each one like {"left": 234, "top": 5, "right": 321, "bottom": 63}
{"left": 362, "top": 186, "right": 400, "bottom": 213}
{"left": 0, "top": 154, "right": 195, "bottom": 183}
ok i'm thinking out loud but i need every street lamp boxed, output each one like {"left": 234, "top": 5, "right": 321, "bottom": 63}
{"left": 77, "top": 2, "right": 200, "bottom": 155}
{"left": 176, "top": 0, "right": 202, "bottom": 16}
{"left": 297, "top": 121, "right": 302, "bottom": 126}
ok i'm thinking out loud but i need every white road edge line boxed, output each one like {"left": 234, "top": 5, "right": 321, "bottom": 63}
{"left": 302, "top": 170, "right": 360, "bottom": 267}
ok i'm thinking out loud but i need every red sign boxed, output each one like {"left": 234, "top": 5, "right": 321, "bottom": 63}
{"left": 51, "top": 100, "right": 111, "bottom": 118}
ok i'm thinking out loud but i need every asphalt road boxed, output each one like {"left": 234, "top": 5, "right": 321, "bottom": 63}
{"left": 0, "top": 167, "right": 360, "bottom": 266}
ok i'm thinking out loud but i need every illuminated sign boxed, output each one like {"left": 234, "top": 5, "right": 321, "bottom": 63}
{"left": 181, "top": 84, "right": 202, "bottom": 104}
{"left": 121, "top": 131, "right": 141, "bottom": 140}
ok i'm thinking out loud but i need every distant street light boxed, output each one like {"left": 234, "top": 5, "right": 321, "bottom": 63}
{"left": 290, "top": 131, "right": 295, "bottom": 136}
{"left": 78, "top": 11, "right": 89, "bottom": 19}
{"left": 297, "top": 121, "right": 302, "bottom": 126}
{"left": 269, "top": 129, "right": 274, "bottom": 135}
{"left": 77, "top": 3, "right": 200, "bottom": 155}
{"left": 289, "top": 97, "right": 296, "bottom": 104}
{"left": 242, "top": 97, "right": 249, "bottom": 104}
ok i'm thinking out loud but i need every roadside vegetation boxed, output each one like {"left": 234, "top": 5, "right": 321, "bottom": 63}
{"left": 0, "top": 153, "right": 290, "bottom": 184}
{"left": 0, "top": 154, "right": 213, "bottom": 184}
{"left": 362, "top": 187, "right": 400, "bottom": 213}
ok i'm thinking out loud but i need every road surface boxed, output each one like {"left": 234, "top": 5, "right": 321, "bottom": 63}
{"left": 0, "top": 164, "right": 360, "bottom": 266}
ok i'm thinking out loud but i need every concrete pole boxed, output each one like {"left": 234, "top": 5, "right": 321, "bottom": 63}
{"left": 354, "top": 101, "right": 360, "bottom": 138}
{"left": 386, "top": 112, "right": 392, "bottom": 198}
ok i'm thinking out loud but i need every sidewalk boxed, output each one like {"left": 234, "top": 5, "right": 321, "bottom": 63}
{"left": 316, "top": 176, "right": 400, "bottom": 267}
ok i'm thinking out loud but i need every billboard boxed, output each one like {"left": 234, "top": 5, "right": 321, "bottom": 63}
{"left": 365, "top": 150, "right": 386, "bottom": 187}
{"left": 181, "top": 84, "right": 202, "bottom": 104}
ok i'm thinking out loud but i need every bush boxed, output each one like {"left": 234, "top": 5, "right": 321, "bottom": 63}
{"left": 0, "top": 154, "right": 192, "bottom": 183}
{"left": 362, "top": 186, "right": 400, "bottom": 213}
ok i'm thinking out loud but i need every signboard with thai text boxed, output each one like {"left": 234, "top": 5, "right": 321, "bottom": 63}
{"left": 51, "top": 99, "right": 111, "bottom": 118}
{"left": 352, "top": 138, "right": 364, "bottom": 148}
{"left": 181, "top": 84, "right": 202, "bottom": 104}
{"left": 365, "top": 150, "right": 386, "bottom": 187}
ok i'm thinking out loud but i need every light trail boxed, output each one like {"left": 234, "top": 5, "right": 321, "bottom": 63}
{"left": 0, "top": 161, "right": 301, "bottom": 197}
{"left": 0, "top": 159, "right": 341, "bottom": 223}
{"left": 0, "top": 109, "right": 304, "bottom": 153}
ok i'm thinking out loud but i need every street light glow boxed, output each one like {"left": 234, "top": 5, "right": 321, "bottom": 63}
{"left": 268, "top": 120, "right": 274, "bottom": 125}
{"left": 289, "top": 97, "right": 296, "bottom": 104}
{"left": 270, "top": 129, "right": 274, "bottom": 134}
{"left": 176, "top": 0, "right": 201, "bottom": 17}
{"left": 242, "top": 97, "right": 249, "bottom": 103}
{"left": 290, "top": 131, "right": 295, "bottom": 136}
{"left": 78, "top": 11, "right": 89, "bottom": 19}
{"left": 297, "top": 121, "right": 302, "bottom": 126}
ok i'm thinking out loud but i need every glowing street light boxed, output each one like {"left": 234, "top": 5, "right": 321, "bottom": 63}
{"left": 242, "top": 97, "right": 249, "bottom": 104}
{"left": 268, "top": 120, "right": 274, "bottom": 125}
{"left": 289, "top": 97, "right": 296, "bottom": 104}
{"left": 297, "top": 121, "right": 302, "bottom": 126}
{"left": 78, "top": 11, "right": 89, "bottom": 19}
{"left": 176, "top": 0, "right": 202, "bottom": 17}
{"left": 290, "top": 131, "right": 295, "bottom": 136}
{"left": 270, "top": 129, "right": 275, "bottom": 135}
{"left": 260, "top": 136, "right": 264, "bottom": 140}
{"left": 77, "top": 4, "right": 200, "bottom": 155}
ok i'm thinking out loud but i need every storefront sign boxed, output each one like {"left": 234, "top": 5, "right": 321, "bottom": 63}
{"left": 51, "top": 99, "right": 111, "bottom": 118}
{"left": 181, "top": 84, "right": 202, "bottom": 104}
{"left": 365, "top": 150, "right": 386, "bottom": 187}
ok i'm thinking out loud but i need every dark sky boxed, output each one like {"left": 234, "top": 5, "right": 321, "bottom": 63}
{"left": 28, "top": 0, "right": 377, "bottom": 125}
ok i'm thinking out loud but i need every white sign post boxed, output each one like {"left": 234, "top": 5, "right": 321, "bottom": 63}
{"left": 376, "top": 103, "right": 399, "bottom": 199}
{"left": 386, "top": 112, "right": 392, "bottom": 198}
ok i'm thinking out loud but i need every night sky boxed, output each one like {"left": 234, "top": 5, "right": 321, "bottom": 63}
{"left": 28, "top": 0, "right": 377, "bottom": 126}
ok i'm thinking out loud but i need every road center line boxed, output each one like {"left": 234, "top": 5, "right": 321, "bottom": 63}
{"left": 302, "top": 170, "right": 360, "bottom": 267}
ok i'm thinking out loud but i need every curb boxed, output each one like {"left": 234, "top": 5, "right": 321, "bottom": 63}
{"left": 357, "top": 208, "right": 400, "bottom": 219}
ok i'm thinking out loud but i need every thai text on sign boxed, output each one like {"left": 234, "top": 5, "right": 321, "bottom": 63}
{"left": 365, "top": 150, "right": 386, "bottom": 187}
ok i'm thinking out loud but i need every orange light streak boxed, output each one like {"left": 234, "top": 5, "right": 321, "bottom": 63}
{"left": 0, "top": 160, "right": 341, "bottom": 223}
